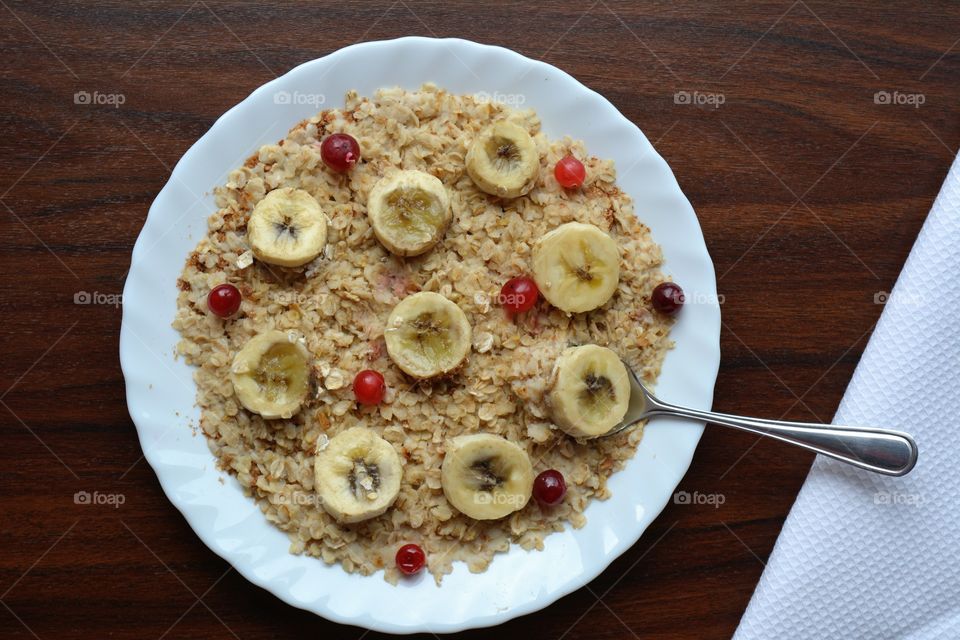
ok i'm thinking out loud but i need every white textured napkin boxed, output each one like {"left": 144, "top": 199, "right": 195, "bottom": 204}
{"left": 733, "top": 154, "right": 960, "bottom": 640}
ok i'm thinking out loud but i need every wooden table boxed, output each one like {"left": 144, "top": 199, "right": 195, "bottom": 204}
{"left": 2, "top": 2, "right": 957, "bottom": 638}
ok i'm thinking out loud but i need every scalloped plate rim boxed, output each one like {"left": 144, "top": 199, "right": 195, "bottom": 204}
{"left": 120, "top": 36, "right": 720, "bottom": 634}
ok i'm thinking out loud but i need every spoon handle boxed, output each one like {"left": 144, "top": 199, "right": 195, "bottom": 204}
{"left": 644, "top": 398, "right": 918, "bottom": 476}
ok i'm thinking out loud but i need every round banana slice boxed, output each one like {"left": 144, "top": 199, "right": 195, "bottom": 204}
{"left": 384, "top": 291, "right": 472, "bottom": 379}
{"left": 231, "top": 330, "right": 311, "bottom": 419}
{"left": 531, "top": 221, "right": 620, "bottom": 313}
{"left": 441, "top": 433, "right": 534, "bottom": 520}
{"left": 247, "top": 187, "right": 328, "bottom": 267}
{"left": 314, "top": 427, "right": 403, "bottom": 524}
{"left": 465, "top": 121, "right": 540, "bottom": 198}
{"left": 367, "top": 170, "right": 451, "bottom": 256}
{"left": 547, "top": 344, "right": 631, "bottom": 438}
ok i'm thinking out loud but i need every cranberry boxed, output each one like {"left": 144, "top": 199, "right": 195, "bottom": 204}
{"left": 554, "top": 155, "right": 586, "bottom": 189}
{"left": 353, "top": 370, "right": 386, "bottom": 406}
{"left": 207, "top": 284, "right": 241, "bottom": 318}
{"left": 500, "top": 276, "right": 539, "bottom": 314}
{"left": 533, "top": 469, "right": 566, "bottom": 506}
{"left": 396, "top": 543, "right": 425, "bottom": 575}
{"left": 651, "top": 282, "right": 684, "bottom": 316}
{"left": 320, "top": 133, "right": 360, "bottom": 173}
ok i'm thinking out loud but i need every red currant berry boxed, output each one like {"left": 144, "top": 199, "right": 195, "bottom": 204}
{"left": 207, "top": 284, "right": 241, "bottom": 318}
{"left": 396, "top": 543, "right": 425, "bottom": 575}
{"left": 353, "top": 370, "right": 386, "bottom": 406}
{"left": 651, "top": 282, "right": 684, "bottom": 316}
{"left": 554, "top": 155, "right": 586, "bottom": 189}
{"left": 500, "top": 276, "right": 539, "bottom": 314}
{"left": 320, "top": 133, "right": 361, "bottom": 173}
{"left": 533, "top": 469, "right": 567, "bottom": 506}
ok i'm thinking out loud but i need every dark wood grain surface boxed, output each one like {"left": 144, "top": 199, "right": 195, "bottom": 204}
{"left": 2, "top": 1, "right": 957, "bottom": 638}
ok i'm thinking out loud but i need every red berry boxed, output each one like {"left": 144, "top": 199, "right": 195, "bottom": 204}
{"left": 500, "top": 276, "right": 539, "bottom": 314}
{"left": 554, "top": 155, "right": 586, "bottom": 189}
{"left": 320, "top": 133, "right": 360, "bottom": 173}
{"left": 353, "top": 370, "right": 386, "bottom": 406}
{"left": 533, "top": 469, "right": 566, "bottom": 506}
{"left": 651, "top": 282, "right": 684, "bottom": 315}
{"left": 207, "top": 284, "right": 241, "bottom": 318}
{"left": 396, "top": 543, "right": 425, "bottom": 575}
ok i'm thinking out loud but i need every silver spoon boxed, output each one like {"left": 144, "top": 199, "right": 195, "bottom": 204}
{"left": 602, "top": 361, "right": 918, "bottom": 476}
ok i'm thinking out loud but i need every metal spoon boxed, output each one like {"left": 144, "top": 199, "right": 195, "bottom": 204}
{"left": 602, "top": 361, "right": 918, "bottom": 476}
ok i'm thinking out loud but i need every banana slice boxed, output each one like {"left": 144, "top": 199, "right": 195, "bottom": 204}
{"left": 367, "top": 170, "right": 451, "bottom": 256}
{"left": 384, "top": 292, "right": 472, "bottom": 378}
{"left": 547, "top": 344, "right": 631, "bottom": 438}
{"left": 465, "top": 121, "right": 540, "bottom": 198}
{"left": 231, "top": 330, "right": 311, "bottom": 419}
{"left": 531, "top": 222, "right": 620, "bottom": 313}
{"left": 441, "top": 433, "right": 534, "bottom": 520}
{"left": 247, "top": 188, "right": 327, "bottom": 267}
{"left": 314, "top": 427, "right": 403, "bottom": 523}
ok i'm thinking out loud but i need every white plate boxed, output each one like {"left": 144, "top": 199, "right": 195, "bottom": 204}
{"left": 120, "top": 37, "right": 720, "bottom": 634}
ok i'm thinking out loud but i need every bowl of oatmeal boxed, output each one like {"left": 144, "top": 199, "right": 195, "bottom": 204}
{"left": 120, "top": 37, "right": 720, "bottom": 633}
